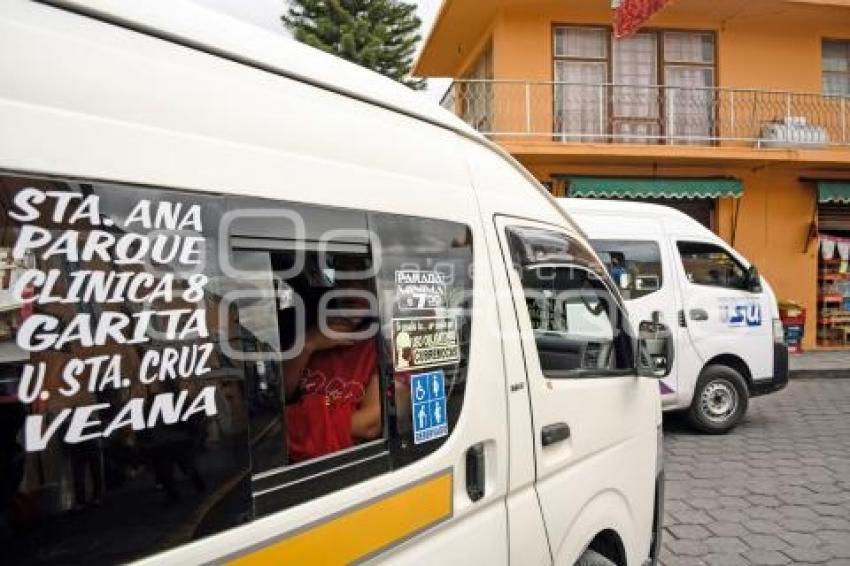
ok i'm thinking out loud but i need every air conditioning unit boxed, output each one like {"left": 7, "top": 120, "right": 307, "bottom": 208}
{"left": 759, "top": 116, "right": 828, "bottom": 148}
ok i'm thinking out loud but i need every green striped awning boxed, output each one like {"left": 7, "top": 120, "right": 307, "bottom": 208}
{"left": 564, "top": 177, "right": 743, "bottom": 199}
{"left": 818, "top": 181, "right": 850, "bottom": 204}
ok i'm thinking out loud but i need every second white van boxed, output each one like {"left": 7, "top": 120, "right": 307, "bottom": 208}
{"left": 560, "top": 199, "right": 789, "bottom": 434}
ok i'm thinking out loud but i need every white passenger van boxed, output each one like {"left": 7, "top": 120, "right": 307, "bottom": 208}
{"left": 560, "top": 199, "right": 789, "bottom": 434}
{"left": 0, "top": 2, "right": 667, "bottom": 565}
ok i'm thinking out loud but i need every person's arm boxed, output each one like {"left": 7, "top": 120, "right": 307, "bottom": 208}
{"left": 351, "top": 373, "right": 382, "bottom": 441}
{"left": 281, "top": 344, "right": 315, "bottom": 400}
{"left": 282, "top": 323, "right": 355, "bottom": 400}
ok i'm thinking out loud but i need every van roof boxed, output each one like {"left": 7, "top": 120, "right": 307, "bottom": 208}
{"left": 36, "top": 1, "right": 583, "bottom": 234}
{"left": 558, "top": 198, "right": 699, "bottom": 224}
{"left": 50, "top": 0, "right": 473, "bottom": 134}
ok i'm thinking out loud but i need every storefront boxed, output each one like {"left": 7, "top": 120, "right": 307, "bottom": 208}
{"left": 816, "top": 181, "right": 850, "bottom": 348}
{"left": 537, "top": 171, "right": 850, "bottom": 351}
{"left": 561, "top": 176, "right": 743, "bottom": 231}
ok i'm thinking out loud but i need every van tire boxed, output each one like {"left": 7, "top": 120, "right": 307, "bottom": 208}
{"left": 575, "top": 549, "right": 617, "bottom": 566}
{"left": 687, "top": 365, "right": 749, "bottom": 434}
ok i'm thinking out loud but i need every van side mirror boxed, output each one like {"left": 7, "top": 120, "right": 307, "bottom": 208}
{"left": 746, "top": 265, "right": 763, "bottom": 293}
{"left": 637, "top": 310, "right": 674, "bottom": 378}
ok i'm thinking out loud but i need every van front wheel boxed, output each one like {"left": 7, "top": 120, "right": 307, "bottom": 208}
{"left": 575, "top": 549, "right": 617, "bottom": 566}
{"left": 688, "top": 365, "right": 748, "bottom": 434}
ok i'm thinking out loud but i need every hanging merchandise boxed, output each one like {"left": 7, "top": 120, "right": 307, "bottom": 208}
{"left": 821, "top": 235, "right": 836, "bottom": 260}
{"left": 817, "top": 192, "right": 850, "bottom": 347}
{"left": 818, "top": 233, "right": 850, "bottom": 347}
{"left": 838, "top": 238, "right": 850, "bottom": 273}
{"left": 613, "top": 0, "right": 674, "bottom": 38}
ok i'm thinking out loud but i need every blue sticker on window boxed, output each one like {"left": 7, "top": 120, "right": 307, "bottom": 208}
{"left": 411, "top": 369, "right": 448, "bottom": 445}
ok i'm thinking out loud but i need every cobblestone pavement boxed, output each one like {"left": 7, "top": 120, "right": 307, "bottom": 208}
{"left": 660, "top": 378, "right": 850, "bottom": 566}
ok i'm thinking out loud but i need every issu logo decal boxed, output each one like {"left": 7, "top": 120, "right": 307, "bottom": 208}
{"left": 719, "top": 299, "right": 762, "bottom": 327}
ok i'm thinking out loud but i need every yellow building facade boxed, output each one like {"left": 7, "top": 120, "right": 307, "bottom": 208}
{"left": 416, "top": 0, "right": 850, "bottom": 350}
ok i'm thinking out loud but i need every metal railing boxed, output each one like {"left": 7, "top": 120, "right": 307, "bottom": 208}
{"left": 440, "top": 80, "right": 850, "bottom": 148}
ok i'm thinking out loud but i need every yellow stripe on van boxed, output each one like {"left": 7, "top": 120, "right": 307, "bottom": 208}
{"left": 229, "top": 471, "right": 453, "bottom": 566}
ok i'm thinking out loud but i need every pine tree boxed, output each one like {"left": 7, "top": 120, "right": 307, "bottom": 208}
{"left": 283, "top": 0, "right": 426, "bottom": 90}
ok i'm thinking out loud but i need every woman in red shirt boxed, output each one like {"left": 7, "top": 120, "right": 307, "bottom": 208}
{"left": 282, "top": 276, "right": 382, "bottom": 464}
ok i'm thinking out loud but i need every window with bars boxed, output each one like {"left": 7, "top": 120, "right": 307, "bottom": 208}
{"left": 553, "top": 26, "right": 716, "bottom": 143}
{"left": 823, "top": 40, "right": 850, "bottom": 97}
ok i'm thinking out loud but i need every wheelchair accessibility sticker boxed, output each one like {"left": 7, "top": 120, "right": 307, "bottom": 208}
{"left": 719, "top": 298, "right": 762, "bottom": 327}
{"left": 411, "top": 370, "right": 448, "bottom": 445}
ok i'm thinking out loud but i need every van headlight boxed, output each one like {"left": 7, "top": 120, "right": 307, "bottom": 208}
{"left": 772, "top": 318, "right": 785, "bottom": 344}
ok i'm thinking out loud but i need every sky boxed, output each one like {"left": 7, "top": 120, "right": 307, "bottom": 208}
{"left": 189, "top": 0, "right": 449, "bottom": 100}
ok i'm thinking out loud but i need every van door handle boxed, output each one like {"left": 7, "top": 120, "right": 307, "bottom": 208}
{"left": 689, "top": 308, "right": 709, "bottom": 321}
{"left": 465, "top": 443, "right": 485, "bottom": 502}
{"left": 541, "top": 422, "right": 571, "bottom": 446}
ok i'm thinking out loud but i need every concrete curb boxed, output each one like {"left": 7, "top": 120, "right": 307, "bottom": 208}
{"left": 790, "top": 369, "right": 850, "bottom": 379}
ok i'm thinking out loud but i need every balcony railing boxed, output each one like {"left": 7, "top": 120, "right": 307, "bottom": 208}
{"left": 440, "top": 80, "right": 850, "bottom": 148}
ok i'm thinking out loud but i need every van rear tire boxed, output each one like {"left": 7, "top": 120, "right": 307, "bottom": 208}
{"left": 575, "top": 549, "right": 617, "bottom": 566}
{"left": 687, "top": 365, "right": 748, "bottom": 434}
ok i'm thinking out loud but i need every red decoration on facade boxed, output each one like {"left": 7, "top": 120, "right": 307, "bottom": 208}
{"left": 614, "top": 0, "right": 674, "bottom": 39}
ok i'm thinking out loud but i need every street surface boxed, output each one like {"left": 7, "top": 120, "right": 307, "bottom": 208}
{"left": 660, "top": 378, "right": 850, "bottom": 566}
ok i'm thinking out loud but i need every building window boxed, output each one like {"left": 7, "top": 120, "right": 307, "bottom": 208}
{"left": 554, "top": 27, "right": 610, "bottom": 141}
{"left": 459, "top": 40, "right": 494, "bottom": 131}
{"left": 823, "top": 40, "right": 850, "bottom": 97}
{"left": 553, "top": 27, "right": 716, "bottom": 143}
{"left": 663, "top": 32, "right": 715, "bottom": 143}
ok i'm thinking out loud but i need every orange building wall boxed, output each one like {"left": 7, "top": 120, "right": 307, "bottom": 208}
{"left": 717, "top": 27, "right": 823, "bottom": 93}
{"left": 487, "top": 3, "right": 850, "bottom": 91}
{"left": 445, "top": 1, "right": 849, "bottom": 349}
{"left": 716, "top": 171, "right": 819, "bottom": 350}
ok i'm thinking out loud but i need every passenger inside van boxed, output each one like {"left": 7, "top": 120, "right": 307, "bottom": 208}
{"left": 609, "top": 253, "right": 628, "bottom": 285}
{"left": 591, "top": 241, "right": 664, "bottom": 300}
{"left": 282, "top": 255, "right": 383, "bottom": 464}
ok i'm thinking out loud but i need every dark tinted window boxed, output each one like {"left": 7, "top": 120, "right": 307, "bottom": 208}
{"left": 225, "top": 241, "right": 387, "bottom": 514}
{"left": 507, "top": 227, "right": 635, "bottom": 378}
{"left": 677, "top": 241, "right": 747, "bottom": 290}
{"left": 1, "top": 174, "right": 250, "bottom": 565}
{"left": 591, "top": 239, "right": 663, "bottom": 299}
{"left": 370, "top": 213, "right": 473, "bottom": 467}
{"left": 221, "top": 208, "right": 473, "bottom": 514}
{"left": 1, "top": 173, "right": 476, "bottom": 561}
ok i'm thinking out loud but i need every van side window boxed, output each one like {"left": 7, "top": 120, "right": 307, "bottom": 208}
{"left": 228, "top": 241, "right": 389, "bottom": 514}
{"left": 507, "top": 227, "right": 635, "bottom": 378}
{"left": 1, "top": 172, "right": 475, "bottom": 563}
{"left": 225, "top": 206, "right": 474, "bottom": 514}
{"left": 1, "top": 174, "right": 251, "bottom": 566}
{"left": 371, "top": 213, "right": 473, "bottom": 468}
{"left": 677, "top": 241, "right": 748, "bottom": 290}
{"left": 590, "top": 240, "right": 663, "bottom": 300}
{"left": 230, "top": 248, "right": 382, "bottom": 462}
